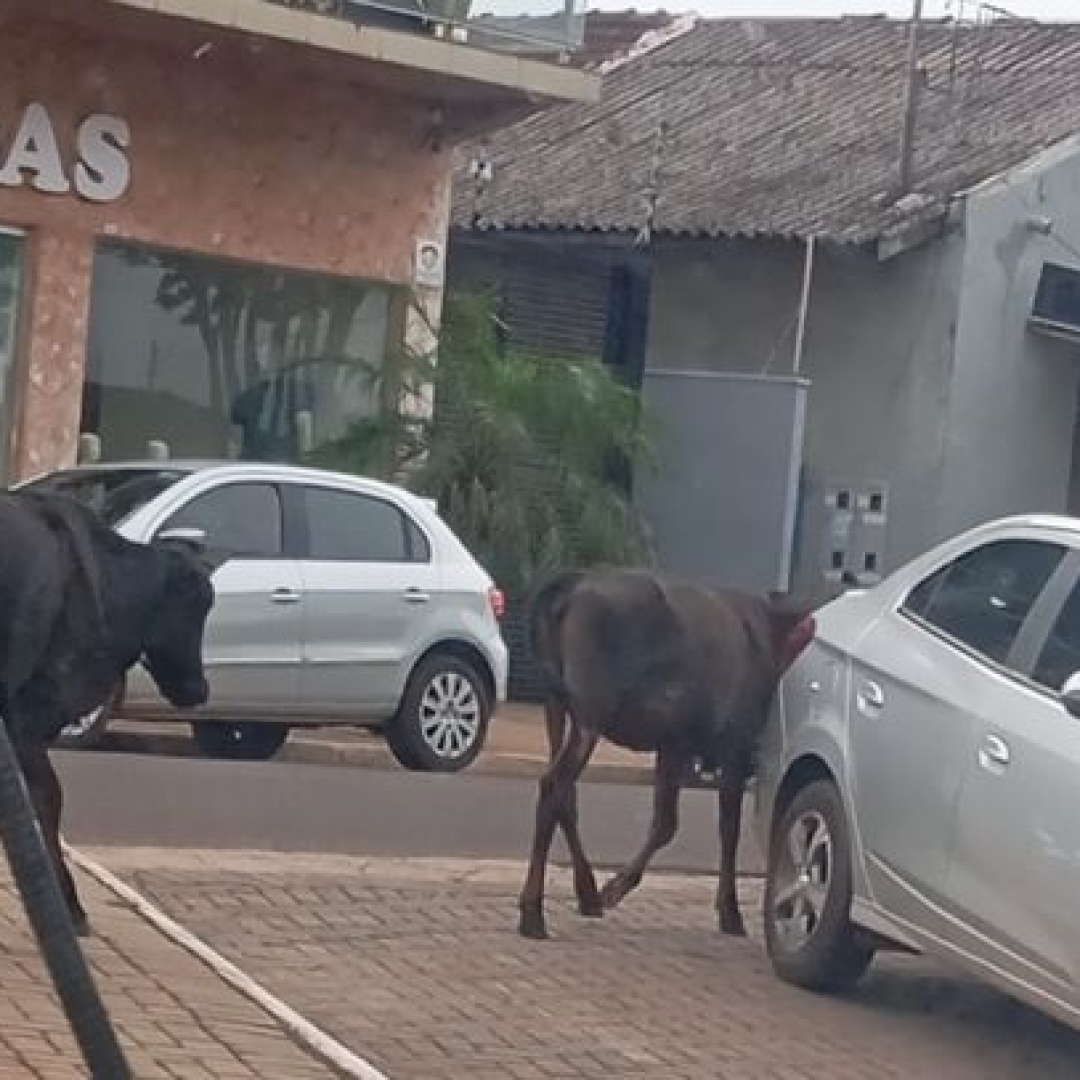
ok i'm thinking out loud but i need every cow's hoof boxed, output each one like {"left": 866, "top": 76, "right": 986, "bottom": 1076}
{"left": 600, "top": 876, "right": 630, "bottom": 910}
{"left": 577, "top": 894, "right": 604, "bottom": 919}
{"left": 719, "top": 911, "right": 747, "bottom": 937}
{"left": 518, "top": 908, "right": 549, "bottom": 941}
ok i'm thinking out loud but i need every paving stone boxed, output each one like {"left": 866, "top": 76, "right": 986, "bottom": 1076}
{"left": 0, "top": 868, "right": 333, "bottom": 1078}
{"left": 89, "top": 847, "right": 1080, "bottom": 1080}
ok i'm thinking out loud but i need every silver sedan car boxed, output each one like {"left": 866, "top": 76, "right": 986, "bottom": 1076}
{"left": 754, "top": 514, "right": 1080, "bottom": 1032}
{"left": 18, "top": 461, "right": 508, "bottom": 770}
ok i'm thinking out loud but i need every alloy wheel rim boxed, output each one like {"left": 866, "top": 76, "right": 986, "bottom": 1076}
{"left": 771, "top": 809, "right": 833, "bottom": 951}
{"left": 419, "top": 672, "right": 481, "bottom": 759}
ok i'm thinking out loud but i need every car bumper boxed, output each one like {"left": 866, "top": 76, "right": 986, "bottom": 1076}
{"left": 492, "top": 633, "right": 509, "bottom": 703}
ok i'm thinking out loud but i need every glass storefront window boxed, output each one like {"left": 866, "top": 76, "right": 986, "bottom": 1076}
{"left": 0, "top": 230, "right": 24, "bottom": 481}
{"left": 82, "top": 241, "right": 395, "bottom": 464}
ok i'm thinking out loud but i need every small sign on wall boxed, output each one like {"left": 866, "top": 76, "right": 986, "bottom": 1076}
{"left": 413, "top": 238, "right": 445, "bottom": 289}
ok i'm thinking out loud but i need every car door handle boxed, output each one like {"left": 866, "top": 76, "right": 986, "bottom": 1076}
{"left": 401, "top": 587, "right": 431, "bottom": 604}
{"left": 270, "top": 587, "right": 301, "bottom": 605}
{"left": 978, "top": 733, "right": 1011, "bottom": 773}
{"left": 855, "top": 679, "right": 885, "bottom": 715}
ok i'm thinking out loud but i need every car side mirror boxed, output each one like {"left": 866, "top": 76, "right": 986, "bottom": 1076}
{"left": 1061, "top": 672, "right": 1080, "bottom": 719}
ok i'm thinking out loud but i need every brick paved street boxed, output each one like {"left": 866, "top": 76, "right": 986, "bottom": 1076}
{"left": 93, "top": 848, "right": 1080, "bottom": 1080}
{"left": 0, "top": 867, "right": 332, "bottom": 1079}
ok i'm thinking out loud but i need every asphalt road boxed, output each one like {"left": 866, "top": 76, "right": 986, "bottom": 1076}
{"left": 54, "top": 750, "right": 764, "bottom": 874}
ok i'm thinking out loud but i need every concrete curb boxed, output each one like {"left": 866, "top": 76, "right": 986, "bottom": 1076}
{"left": 64, "top": 843, "right": 391, "bottom": 1080}
{"left": 96, "top": 726, "right": 660, "bottom": 786}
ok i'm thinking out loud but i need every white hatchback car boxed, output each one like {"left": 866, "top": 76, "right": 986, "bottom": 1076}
{"left": 19, "top": 461, "right": 508, "bottom": 770}
{"left": 755, "top": 514, "right": 1080, "bottom": 1032}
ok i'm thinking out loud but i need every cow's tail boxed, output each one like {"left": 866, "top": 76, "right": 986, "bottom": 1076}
{"left": 528, "top": 570, "right": 586, "bottom": 706}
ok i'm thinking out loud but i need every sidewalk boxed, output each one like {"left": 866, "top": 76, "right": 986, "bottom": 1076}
{"left": 89, "top": 848, "right": 1080, "bottom": 1080}
{"left": 0, "top": 868, "right": 333, "bottom": 1079}
{"left": 106, "top": 704, "right": 656, "bottom": 784}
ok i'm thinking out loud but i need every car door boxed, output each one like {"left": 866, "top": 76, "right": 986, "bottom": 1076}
{"left": 846, "top": 536, "right": 1069, "bottom": 939}
{"left": 293, "top": 483, "right": 442, "bottom": 717}
{"left": 125, "top": 480, "right": 304, "bottom": 716}
{"left": 946, "top": 561, "right": 1080, "bottom": 1005}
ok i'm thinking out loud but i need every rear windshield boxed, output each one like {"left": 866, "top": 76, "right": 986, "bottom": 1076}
{"left": 18, "top": 468, "right": 190, "bottom": 527}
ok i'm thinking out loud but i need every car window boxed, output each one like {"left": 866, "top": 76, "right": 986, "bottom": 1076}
{"left": 303, "top": 486, "right": 425, "bottom": 563}
{"left": 162, "top": 483, "right": 283, "bottom": 558}
{"left": 902, "top": 539, "right": 1066, "bottom": 665}
{"left": 1032, "top": 582, "right": 1080, "bottom": 692}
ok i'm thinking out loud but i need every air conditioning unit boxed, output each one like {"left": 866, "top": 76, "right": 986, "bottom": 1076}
{"left": 1030, "top": 261, "right": 1080, "bottom": 343}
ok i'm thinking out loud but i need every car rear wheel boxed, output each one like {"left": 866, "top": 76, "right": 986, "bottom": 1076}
{"left": 192, "top": 721, "right": 289, "bottom": 762}
{"left": 764, "top": 779, "right": 874, "bottom": 993}
{"left": 385, "top": 654, "right": 491, "bottom": 773}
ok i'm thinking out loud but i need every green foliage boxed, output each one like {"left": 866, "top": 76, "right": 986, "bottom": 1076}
{"left": 311, "top": 292, "right": 656, "bottom": 595}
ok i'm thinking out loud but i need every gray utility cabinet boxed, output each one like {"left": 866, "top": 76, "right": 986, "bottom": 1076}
{"left": 634, "top": 370, "right": 808, "bottom": 594}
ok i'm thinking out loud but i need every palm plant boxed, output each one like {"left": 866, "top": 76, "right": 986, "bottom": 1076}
{"left": 310, "top": 291, "right": 656, "bottom": 596}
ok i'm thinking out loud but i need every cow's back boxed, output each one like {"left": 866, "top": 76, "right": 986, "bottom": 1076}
{"left": 554, "top": 569, "right": 780, "bottom": 755}
{"left": 0, "top": 496, "right": 68, "bottom": 701}
{"left": 554, "top": 570, "right": 710, "bottom": 751}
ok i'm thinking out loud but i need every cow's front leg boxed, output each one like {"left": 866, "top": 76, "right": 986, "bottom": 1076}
{"left": 600, "top": 745, "right": 685, "bottom": 910}
{"left": 15, "top": 738, "right": 88, "bottom": 936}
{"left": 716, "top": 754, "right": 750, "bottom": 936}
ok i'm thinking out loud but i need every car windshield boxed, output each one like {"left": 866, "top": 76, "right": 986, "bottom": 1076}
{"left": 17, "top": 467, "right": 191, "bottom": 527}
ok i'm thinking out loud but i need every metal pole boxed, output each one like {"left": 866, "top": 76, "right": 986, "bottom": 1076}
{"left": 0, "top": 721, "right": 131, "bottom": 1078}
{"left": 792, "top": 234, "right": 816, "bottom": 375}
{"left": 898, "top": 0, "right": 925, "bottom": 194}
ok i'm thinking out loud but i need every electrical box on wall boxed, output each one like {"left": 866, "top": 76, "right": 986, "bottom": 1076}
{"left": 821, "top": 483, "right": 888, "bottom": 586}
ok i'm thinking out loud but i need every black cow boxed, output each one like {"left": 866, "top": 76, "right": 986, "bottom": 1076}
{"left": 0, "top": 490, "right": 220, "bottom": 934}
{"left": 519, "top": 567, "right": 815, "bottom": 941}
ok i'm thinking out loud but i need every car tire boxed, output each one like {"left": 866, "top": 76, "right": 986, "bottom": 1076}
{"left": 55, "top": 690, "right": 119, "bottom": 751}
{"left": 385, "top": 654, "right": 492, "bottom": 773}
{"left": 192, "top": 721, "right": 289, "bottom": 762}
{"left": 764, "top": 778, "right": 875, "bottom": 993}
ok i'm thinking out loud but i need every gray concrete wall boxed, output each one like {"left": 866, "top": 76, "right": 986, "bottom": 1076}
{"left": 939, "top": 139, "right": 1080, "bottom": 539}
{"left": 646, "top": 235, "right": 963, "bottom": 601}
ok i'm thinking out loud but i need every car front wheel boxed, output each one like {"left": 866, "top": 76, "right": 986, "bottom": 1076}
{"left": 385, "top": 654, "right": 491, "bottom": 772}
{"left": 764, "top": 778, "right": 874, "bottom": 993}
{"left": 192, "top": 721, "right": 289, "bottom": 762}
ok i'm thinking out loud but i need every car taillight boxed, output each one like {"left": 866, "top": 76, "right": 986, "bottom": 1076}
{"left": 778, "top": 615, "right": 817, "bottom": 674}
{"left": 488, "top": 586, "right": 505, "bottom": 620}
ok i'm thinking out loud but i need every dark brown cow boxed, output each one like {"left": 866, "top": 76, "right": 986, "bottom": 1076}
{"left": 519, "top": 567, "right": 815, "bottom": 940}
{"left": 0, "top": 490, "right": 220, "bottom": 934}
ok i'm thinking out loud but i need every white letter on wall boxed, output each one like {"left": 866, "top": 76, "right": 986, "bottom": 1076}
{"left": 75, "top": 114, "right": 131, "bottom": 203}
{"left": 0, "top": 103, "right": 71, "bottom": 193}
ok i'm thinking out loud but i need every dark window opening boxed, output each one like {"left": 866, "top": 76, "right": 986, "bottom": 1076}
{"left": 83, "top": 239, "right": 395, "bottom": 465}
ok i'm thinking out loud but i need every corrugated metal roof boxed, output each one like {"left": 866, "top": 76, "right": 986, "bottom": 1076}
{"left": 453, "top": 16, "right": 1080, "bottom": 243}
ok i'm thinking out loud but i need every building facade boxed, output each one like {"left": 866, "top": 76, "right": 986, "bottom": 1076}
{"left": 0, "top": 0, "right": 595, "bottom": 482}
{"left": 451, "top": 15, "right": 1080, "bottom": 606}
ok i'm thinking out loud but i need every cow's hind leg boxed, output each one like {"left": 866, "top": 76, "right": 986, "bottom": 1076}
{"left": 519, "top": 719, "right": 598, "bottom": 940}
{"left": 716, "top": 752, "right": 751, "bottom": 936}
{"left": 600, "top": 744, "right": 686, "bottom": 910}
{"left": 15, "top": 738, "right": 88, "bottom": 936}
{"left": 543, "top": 701, "right": 602, "bottom": 918}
